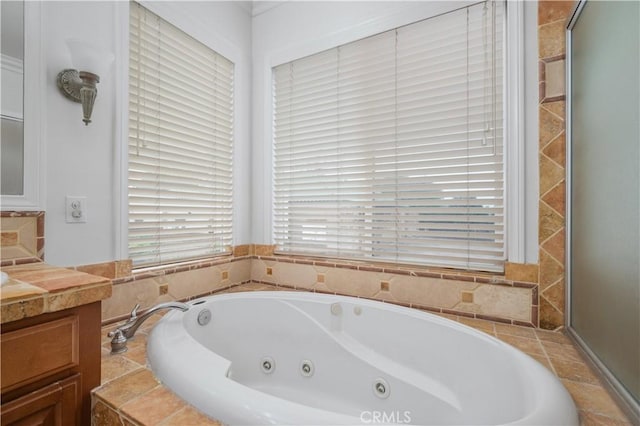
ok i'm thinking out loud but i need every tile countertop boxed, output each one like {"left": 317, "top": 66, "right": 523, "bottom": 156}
{"left": 0, "top": 262, "right": 112, "bottom": 324}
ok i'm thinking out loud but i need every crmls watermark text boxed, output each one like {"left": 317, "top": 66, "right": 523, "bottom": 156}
{"left": 360, "top": 411, "right": 412, "bottom": 424}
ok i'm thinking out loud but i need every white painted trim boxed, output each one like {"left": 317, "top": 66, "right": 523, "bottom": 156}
{"left": 522, "top": 0, "right": 539, "bottom": 264}
{"left": 114, "top": 2, "right": 129, "bottom": 260}
{"left": 262, "top": 59, "right": 274, "bottom": 244}
{"left": 505, "top": 0, "right": 526, "bottom": 263}
{"left": 267, "top": 1, "right": 477, "bottom": 68}
{"left": 1, "top": 2, "right": 44, "bottom": 211}
{"left": 137, "top": 1, "right": 242, "bottom": 65}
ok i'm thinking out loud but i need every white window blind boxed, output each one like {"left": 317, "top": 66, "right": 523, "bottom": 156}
{"left": 128, "top": 2, "right": 234, "bottom": 267}
{"left": 273, "top": 1, "right": 504, "bottom": 272}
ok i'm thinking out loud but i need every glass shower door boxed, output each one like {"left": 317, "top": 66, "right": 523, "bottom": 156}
{"left": 567, "top": 0, "right": 639, "bottom": 416}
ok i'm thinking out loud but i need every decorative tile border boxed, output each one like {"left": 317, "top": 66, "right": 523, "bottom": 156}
{"left": 6, "top": 237, "right": 539, "bottom": 329}
{"left": 252, "top": 253, "right": 535, "bottom": 287}
{"left": 540, "top": 55, "right": 566, "bottom": 103}
{"left": 77, "top": 245, "right": 255, "bottom": 286}
{"left": 102, "top": 280, "right": 251, "bottom": 326}
{"left": 250, "top": 250, "right": 538, "bottom": 326}
{"left": 0, "top": 211, "right": 45, "bottom": 265}
{"left": 110, "top": 253, "right": 251, "bottom": 285}
{"left": 101, "top": 254, "right": 252, "bottom": 324}
{"left": 538, "top": 1, "right": 573, "bottom": 330}
{"left": 252, "top": 280, "right": 537, "bottom": 328}
{"left": 74, "top": 260, "right": 132, "bottom": 280}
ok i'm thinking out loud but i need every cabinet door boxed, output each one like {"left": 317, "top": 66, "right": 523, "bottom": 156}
{"left": 1, "top": 374, "right": 80, "bottom": 426}
{"left": 1, "top": 315, "right": 79, "bottom": 393}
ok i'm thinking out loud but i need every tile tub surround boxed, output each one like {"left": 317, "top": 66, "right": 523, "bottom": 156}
{"left": 1, "top": 262, "right": 112, "bottom": 323}
{"left": 251, "top": 253, "right": 539, "bottom": 327}
{"left": 0, "top": 211, "right": 45, "bottom": 266}
{"left": 93, "top": 284, "right": 632, "bottom": 426}
{"left": 94, "top": 310, "right": 226, "bottom": 426}
{"left": 99, "top": 246, "right": 539, "bottom": 327}
{"left": 101, "top": 255, "right": 252, "bottom": 324}
{"left": 73, "top": 259, "right": 133, "bottom": 281}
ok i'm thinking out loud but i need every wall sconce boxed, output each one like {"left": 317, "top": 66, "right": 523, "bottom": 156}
{"left": 56, "top": 39, "right": 114, "bottom": 125}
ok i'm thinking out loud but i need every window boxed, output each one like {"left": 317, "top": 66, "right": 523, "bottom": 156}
{"left": 273, "top": 1, "right": 504, "bottom": 271}
{"left": 128, "top": 3, "right": 234, "bottom": 267}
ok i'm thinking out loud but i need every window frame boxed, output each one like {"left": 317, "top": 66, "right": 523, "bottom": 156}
{"left": 115, "top": 1, "right": 243, "bottom": 267}
{"left": 113, "top": 1, "right": 530, "bottom": 268}
{"left": 0, "top": 2, "right": 44, "bottom": 211}
{"left": 264, "top": 1, "right": 526, "bottom": 267}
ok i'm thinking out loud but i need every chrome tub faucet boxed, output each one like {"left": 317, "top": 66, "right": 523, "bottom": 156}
{"left": 108, "top": 301, "right": 189, "bottom": 354}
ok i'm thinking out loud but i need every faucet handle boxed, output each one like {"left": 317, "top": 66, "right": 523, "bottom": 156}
{"left": 108, "top": 329, "right": 129, "bottom": 354}
{"left": 107, "top": 328, "right": 126, "bottom": 339}
{"left": 130, "top": 303, "right": 141, "bottom": 319}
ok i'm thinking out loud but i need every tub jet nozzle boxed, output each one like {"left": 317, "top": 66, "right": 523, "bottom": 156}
{"left": 260, "top": 356, "right": 275, "bottom": 374}
{"left": 373, "top": 378, "right": 390, "bottom": 399}
{"left": 300, "top": 360, "right": 315, "bottom": 377}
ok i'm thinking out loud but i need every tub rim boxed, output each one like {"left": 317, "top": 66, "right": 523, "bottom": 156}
{"left": 147, "top": 291, "right": 579, "bottom": 426}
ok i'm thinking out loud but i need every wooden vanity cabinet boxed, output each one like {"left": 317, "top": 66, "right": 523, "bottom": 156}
{"left": 0, "top": 374, "right": 81, "bottom": 426}
{"left": 1, "top": 302, "right": 102, "bottom": 426}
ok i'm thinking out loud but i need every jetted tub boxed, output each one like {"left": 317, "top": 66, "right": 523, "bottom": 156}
{"left": 148, "top": 292, "right": 579, "bottom": 425}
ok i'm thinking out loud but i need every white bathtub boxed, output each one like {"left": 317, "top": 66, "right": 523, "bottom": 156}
{"left": 147, "top": 291, "right": 579, "bottom": 425}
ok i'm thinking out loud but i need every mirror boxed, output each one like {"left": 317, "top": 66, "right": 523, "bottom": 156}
{"left": 1, "top": 0, "right": 24, "bottom": 196}
{"left": 1, "top": 1, "right": 42, "bottom": 210}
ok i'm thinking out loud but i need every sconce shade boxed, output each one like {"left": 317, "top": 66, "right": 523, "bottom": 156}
{"left": 66, "top": 38, "right": 114, "bottom": 77}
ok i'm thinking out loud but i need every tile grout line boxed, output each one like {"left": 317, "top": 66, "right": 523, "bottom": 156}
{"left": 117, "top": 383, "right": 168, "bottom": 422}
{"left": 534, "top": 330, "right": 558, "bottom": 376}
{"left": 156, "top": 406, "right": 196, "bottom": 426}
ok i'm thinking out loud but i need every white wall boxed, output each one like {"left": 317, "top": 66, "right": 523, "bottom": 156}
{"left": 43, "top": 1, "right": 117, "bottom": 266}
{"left": 251, "top": 1, "right": 539, "bottom": 263}
{"left": 41, "top": 1, "right": 252, "bottom": 266}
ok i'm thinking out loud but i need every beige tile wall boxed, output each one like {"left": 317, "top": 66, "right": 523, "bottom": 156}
{"left": 101, "top": 257, "right": 252, "bottom": 323}
{"left": 99, "top": 246, "right": 538, "bottom": 327}
{"left": 251, "top": 251, "right": 538, "bottom": 326}
{"left": 538, "top": 0, "right": 574, "bottom": 330}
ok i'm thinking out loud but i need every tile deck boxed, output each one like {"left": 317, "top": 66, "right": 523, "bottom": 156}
{"left": 93, "top": 283, "right": 633, "bottom": 425}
